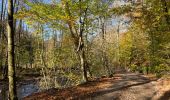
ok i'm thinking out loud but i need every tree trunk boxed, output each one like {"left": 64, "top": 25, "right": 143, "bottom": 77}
{"left": 85, "top": 31, "right": 92, "bottom": 77}
{"left": 7, "top": 0, "right": 17, "bottom": 99}
{"left": 0, "top": 0, "right": 4, "bottom": 20}
{"left": 78, "top": 49, "right": 88, "bottom": 82}
{"left": 117, "top": 21, "right": 120, "bottom": 68}
{"left": 0, "top": 0, "right": 4, "bottom": 38}
{"left": 64, "top": 1, "right": 88, "bottom": 82}
{"left": 101, "top": 18, "right": 110, "bottom": 76}
{"left": 76, "top": 33, "right": 88, "bottom": 82}
{"left": 3, "top": 53, "right": 8, "bottom": 79}
{"left": 16, "top": 20, "right": 22, "bottom": 68}
{"left": 0, "top": 0, "right": 4, "bottom": 77}
{"left": 161, "top": 0, "right": 169, "bottom": 24}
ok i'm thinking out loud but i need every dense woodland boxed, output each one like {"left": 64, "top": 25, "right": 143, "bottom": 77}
{"left": 0, "top": 0, "right": 170, "bottom": 99}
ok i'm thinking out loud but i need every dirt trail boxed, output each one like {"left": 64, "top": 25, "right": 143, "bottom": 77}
{"left": 23, "top": 73, "right": 170, "bottom": 100}
{"left": 85, "top": 73, "right": 170, "bottom": 100}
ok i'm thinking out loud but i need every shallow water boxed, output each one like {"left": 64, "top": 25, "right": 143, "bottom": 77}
{"left": 0, "top": 83, "right": 39, "bottom": 100}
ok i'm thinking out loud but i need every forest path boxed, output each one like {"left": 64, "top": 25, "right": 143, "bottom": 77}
{"left": 23, "top": 73, "right": 170, "bottom": 100}
{"left": 85, "top": 73, "right": 170, "bottom": 100}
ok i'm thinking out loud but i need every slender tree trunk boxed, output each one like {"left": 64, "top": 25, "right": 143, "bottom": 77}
{"left": 0, "top": 0, "right": 4, "bottom": 39}
{"left": 2, "top": 80, "right": 7, "bottom": 100}
{"left": 77, "top": 27, "right": 88, "bottom": 82}
{"left": 150, "top": 31, "right": 155, "bottom": 73}
{"left": 161, "top": 0, "right": 169, "bottom": 24}
{"left": 117, "top": 21, "right": 120, "bottom": 68}
{"left": 0, "top": 0, "right": 4, "bottom": 20}
{"left": 129, "top": 31, "right": 135, "bottom": 71}
{"left": 16, "top": 20, "right": 22, "bottom": 68}
{"left": 64, "top": 1, "right": 88, "bottom": 82}
{"left": 100, "top": 18, "right": 110, "bottom": 76}
{"left": 78, "top": 49, "right": 88, "bottom": 82}
{"left": 0, "top": 0, "right": 4, "bottom": 74}
{"left": 85, "top": 31, "right": 92, "bottom": 77}
{"left": 3, "top": 53, "right": 8, "bottom": 79}
{"left": 2, "top": 0, "right": 7, "bottom": 42}
{"left": 76, "top": 24, "right": 88, "bottom": 82}
{"left": 7, "top": 0, "right": 17, "bottom": 99}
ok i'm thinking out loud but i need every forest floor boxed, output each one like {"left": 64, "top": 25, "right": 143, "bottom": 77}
{"left": 23, "top": 73, "right": 170, "bottom": 100}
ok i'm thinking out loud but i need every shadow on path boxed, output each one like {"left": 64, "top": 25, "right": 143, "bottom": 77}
{"left": 158, "top": 90, "right": 170, "bottom": 100}
{"left": 78, "top": 74, "right": 157, "bottom": 100}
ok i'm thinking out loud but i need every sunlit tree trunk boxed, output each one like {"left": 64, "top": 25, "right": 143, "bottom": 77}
{"left": 64, "top": 1, "right": 88, "bottom": 82}
{"left": 85, "top": 30, "right": 92, "bottom": 77}
{"left": 7, "top": 0, "right": 17, "bottom": 99}
{"left": 78, "top": 48, "right": 88, "bottom": 82}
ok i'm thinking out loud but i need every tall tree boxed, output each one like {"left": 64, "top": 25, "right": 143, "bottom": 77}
{"left": 7, "top": 0, "right": 17, "bottom": 99}
{"left": 64, "top": 0, "right": 89, "bottom": 82}
{"left": 15, "top": 0, "right": 121, "bottom": 82}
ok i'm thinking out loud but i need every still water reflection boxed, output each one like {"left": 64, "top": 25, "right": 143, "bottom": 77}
{"left": 0, "top": 83, "right": 39, "bottom": 100}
